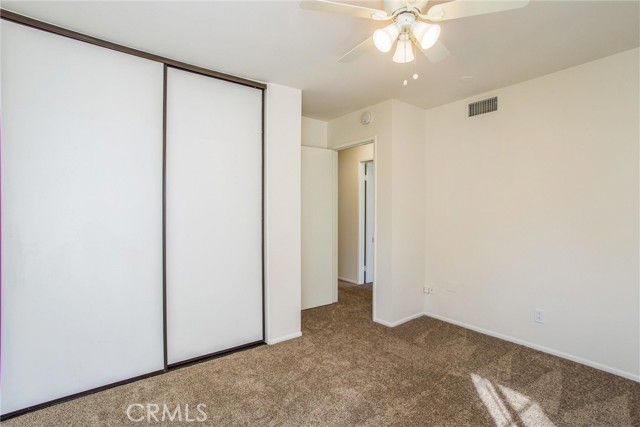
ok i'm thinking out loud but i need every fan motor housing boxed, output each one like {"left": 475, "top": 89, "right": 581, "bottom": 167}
{"left": 385, "top": 0, "right": 429, "bottom": 15}
{"left": 396, "top": 12, "right": 417, "bottom": 29}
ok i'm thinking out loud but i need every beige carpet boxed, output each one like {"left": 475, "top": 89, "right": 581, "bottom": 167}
{"left": 2, "top": 281, "right": 639, "bottom": 426}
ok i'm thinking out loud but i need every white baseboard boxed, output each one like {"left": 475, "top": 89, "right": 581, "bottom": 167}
{"left": 338, "top": 276, "right": 359, "bottom": 285}
{"left": 424, "top": 311, "right": 640, "bottom": 383}
{"left": 374, "top": 312, "right": 424, "bottom": 328}
{"left": 266, "top": 331, "right": 302, "bottom": 345}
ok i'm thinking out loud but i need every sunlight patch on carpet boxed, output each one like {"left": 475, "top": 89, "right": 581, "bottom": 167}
{"left": 471, "top": 373, "right": 556, "bottom": 427}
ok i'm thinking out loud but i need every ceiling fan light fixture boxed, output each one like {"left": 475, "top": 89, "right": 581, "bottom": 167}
{"left": 373, "top": 23, "right": 400, "bottom": 53}
{"left": 411, "top": 21, "right": 441, "bottom": 50}
{"left": 392, "top": 35, "right": 414, "bottom": 63}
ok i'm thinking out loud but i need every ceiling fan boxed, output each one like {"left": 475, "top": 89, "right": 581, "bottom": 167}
{"left": 301, "top": 0, "right": 529, "bottom": 64}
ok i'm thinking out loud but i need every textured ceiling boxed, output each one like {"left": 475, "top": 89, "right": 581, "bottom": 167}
{"left": 3, "top": 1, "right": 639, "bottom": 120}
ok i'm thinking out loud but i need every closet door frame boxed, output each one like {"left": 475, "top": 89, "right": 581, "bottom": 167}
{"left": 0, "top": 9, "right": 266, "bottom": 421}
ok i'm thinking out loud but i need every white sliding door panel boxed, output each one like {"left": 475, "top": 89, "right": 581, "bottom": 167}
{"left": 166, "top": 68, "right": 263, "bottom": 365}
{"left": 1, "top": 21, "right": 164, "bottom": 415}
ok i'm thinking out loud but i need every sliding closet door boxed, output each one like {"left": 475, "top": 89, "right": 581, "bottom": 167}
{"left": 0, "top": 21, "right": 164, "bottom": 415}
{"left": 166, "top": 67, "right": 263, "bottom": 365}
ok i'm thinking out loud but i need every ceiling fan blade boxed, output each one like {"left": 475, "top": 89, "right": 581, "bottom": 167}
{"left": 338, "top": 36, "right": 375, "bottom": 62}
{"left": 417, "top": 40, "right": 450, "bottom": 63}
{"left": 300, "top": 0, "right": 391, "bottom": 20}
{"left": 423, "top": 0, "right": 529, "bottom": 22}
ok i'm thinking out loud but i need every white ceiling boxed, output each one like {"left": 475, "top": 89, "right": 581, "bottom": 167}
{"left": 3, "top": 1, "right": 639, "bottom": 120}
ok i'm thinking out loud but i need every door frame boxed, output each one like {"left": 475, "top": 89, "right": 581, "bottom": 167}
{"left": 358, "top": 160, "right": 374, "bottom": 285}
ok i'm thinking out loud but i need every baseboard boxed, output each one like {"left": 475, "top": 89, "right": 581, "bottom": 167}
{"left": 374, "top": 312, "right": 424, "bottom": 328}
{"left": 266, "top": 331, "right": 302, "bottom": 345}
{"left": 424, "top": 311, "right": 640, "bottom": 383}
{"left": 0, "top": 369, "right": 165, "bottom": 420}
{"left": 338, "top": 276, "right": 359, "bottom": 285}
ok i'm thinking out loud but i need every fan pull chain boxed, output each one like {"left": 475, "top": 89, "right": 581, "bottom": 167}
{"left": 413, "top": 41, "right": 419, "bottom": 80}
{"left": 403, "top": 40, "right": 419, "bottom": 86}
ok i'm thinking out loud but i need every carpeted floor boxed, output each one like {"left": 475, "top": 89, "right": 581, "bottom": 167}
{"left": 2, "top": 281, "right": 639, "bottom": 426}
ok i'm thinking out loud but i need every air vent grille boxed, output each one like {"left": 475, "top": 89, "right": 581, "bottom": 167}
{"left": 468, "top": 97, "right": 497, "bottom": 117}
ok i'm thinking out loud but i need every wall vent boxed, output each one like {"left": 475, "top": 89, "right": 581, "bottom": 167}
{"left": 468, "top": 96, "right": 497, "bottom": 117}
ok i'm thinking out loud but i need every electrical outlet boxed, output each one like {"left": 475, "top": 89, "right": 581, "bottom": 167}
{"left": 428, "top": 287, "right": 435, "bottom": 294}
{"left": 534, "top": 309, "right": 544, "bottom": 324}
{"left": 423, "top": 286, "right": 429, "bottom": 294}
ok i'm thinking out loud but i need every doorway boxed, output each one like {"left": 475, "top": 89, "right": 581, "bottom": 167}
{"left": 337, "top": 142, "right": 374, "bottom": 286}
{"left": 300, "top": 139, "right": 375, "bottom": 316}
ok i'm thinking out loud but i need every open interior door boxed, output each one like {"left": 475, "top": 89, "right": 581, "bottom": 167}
{"left": 301, "top": 147, "right": 338, "bottom": 309}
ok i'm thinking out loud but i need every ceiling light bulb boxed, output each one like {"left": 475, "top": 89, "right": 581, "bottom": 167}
{"left": 403, "top": 79, "right": 408, "bottom": 86}
{"left": 392, "top": 36, "right": 415, "bottom": 63}
{"left": 373, "top": 23, "right": 400, "bottom": 53}
{"left": 411, "top": 21, "right": 441, "bottom": 50}
{"left": 413, "top": 73, "right": 419, "bottom": 80}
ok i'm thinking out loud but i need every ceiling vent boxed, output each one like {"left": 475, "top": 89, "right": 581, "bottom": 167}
{"left": 468, "top": 96, "right": 497, "bottom": 117}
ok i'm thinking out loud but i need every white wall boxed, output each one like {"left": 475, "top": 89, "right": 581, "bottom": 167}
{"left": 265, "top": 83, "right": 303, "bottom": 344}
{"left": 329, "top": 100, "right": 394, "bottom": 322}
{"left": 391, "top": 100, "right": 426, "bottom": 322}
{"left": 338, "top": 143, "right": 374, "bottom": 283}
{"left": 302, "top": 116, "right": 328, "bottom": 148}
{"left": 328, "top": 100, "right": 426, "bottom": 326}
{"left": 424, "top": 48, "right": 640, "bottom": 380}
